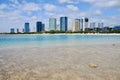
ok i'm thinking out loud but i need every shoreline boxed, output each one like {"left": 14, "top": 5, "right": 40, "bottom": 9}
{"left": 0, "top": 33, "right": 120, "bottom": 35}
{"left": 0, "top": 42, "right": 120, "bottom": 50}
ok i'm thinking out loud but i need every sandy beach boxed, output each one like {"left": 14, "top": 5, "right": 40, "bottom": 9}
{"left": 0, "top": 43, "right": 120, "bottom": 80}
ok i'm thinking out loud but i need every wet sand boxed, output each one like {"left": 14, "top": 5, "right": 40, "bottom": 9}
{"left": 0, "top": 44, "right": 120, "bottom": 80}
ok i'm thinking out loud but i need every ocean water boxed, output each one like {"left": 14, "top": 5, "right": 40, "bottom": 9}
{"left": 0, "top": 34, "right": 120, "bottom": 48}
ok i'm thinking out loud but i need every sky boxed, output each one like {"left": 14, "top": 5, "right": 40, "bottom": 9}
{"left": 0, "top": 0, "right": 120, "bottom": 32}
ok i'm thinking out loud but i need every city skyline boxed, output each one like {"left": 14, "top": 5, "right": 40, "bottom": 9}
{"left": 0, "top": 0, "right": 120, "bottom": 32}
{"left": 9, "top": 17, "right": 106, "bottom": 33}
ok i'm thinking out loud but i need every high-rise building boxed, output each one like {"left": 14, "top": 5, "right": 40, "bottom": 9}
{"left": 42, "top": 24, "right": 45, "bottom": 32}
{"left": 84, "top": 17, "right": 89, "bottom": 31}
{"left": 17, "top": 28, "right": 19, "bottom": 33}
{"left": 24, "top": 22, "right": 30, "bottom": 32}
{"left": 10, "top": 28, "right": 15, "bottom": 33}
{"left": 49, "top": 18, "right": 56, "bottom": 31}
{"left": 113, "top": 26, "right": 120, "bottom": 30}
{"left": 60, "top": 17, "right": 68, "bottom": 31}
{"left": 56, "top": 24, "right": 60, "bottom": 30}
{"left": 36, "top": 21, "right": 42, "bottom": 32}
{"left": 72, "top": 19, "right": 80, "bottom": 32}
{"left": 90, "top": 22, "right": 96, "bottom": 29}
{"left": 81, "top": 17, "right": 89, "bottom": 31}
{"left": 80, "top": 18, "right": 83, "bottom": 31}
{"left": 98, "top": 23, "right": 104, "bottom": 28}
{"left": 102, "top": 27, "right": 109, "bottom": 32}
{"left": 23, "top": 28, "right": 24, "bottom": 33}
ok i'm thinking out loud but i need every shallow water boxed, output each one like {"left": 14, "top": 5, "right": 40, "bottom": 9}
{"left": 0, "top": 44, "right": 120, "bottom": 80}
{"left": 0, "top": 34, "right": 120, "bottom": 80}
{"left": 0, "top": 34, "right": 120, "bottom": 48}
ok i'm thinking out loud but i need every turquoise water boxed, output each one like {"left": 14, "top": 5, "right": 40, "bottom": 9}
{"left": 0, "top": 34, "right": 120, "bottom": 48}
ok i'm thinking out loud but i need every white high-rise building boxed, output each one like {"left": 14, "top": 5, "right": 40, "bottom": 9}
{"left": 81, "top": 17, "right": 89, "bottom": 31}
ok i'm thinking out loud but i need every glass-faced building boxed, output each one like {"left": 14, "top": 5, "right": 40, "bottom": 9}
{"left": 17, "top": 28, "right": 19, "bottom": 33}
{"left": 90, "top": 22, "right": 96, "bottom": 29}
{"left": 113, "top": 26, "right": 120, "bottom": 30}
{"left": 49, "top": 18, "right": 56, "bottom": 31}
{"left": 80, "top": 18, "right": 83, "bottom": 31}
{"left": 98, "top": 23, "right": 104, "bottom": 28}
{"left": 10, "top": 28, "right": 15, "bottom": 33}
{"left": 60, "top": 17, "right": 68, "bottom": 31}
{"left": 36, "top": 21, "right": 42, "bottom": 32}
{"left": 23, "top": 28, "right": 24, "bottom": 33}
{"left": 24, "top": 22, "right": 30, "bottom": 33}
{"left": 42, "top": 24, "right": 45, "bottom": 32}
{"left": 102, "top": 27, "right": 109, "bottom": 32}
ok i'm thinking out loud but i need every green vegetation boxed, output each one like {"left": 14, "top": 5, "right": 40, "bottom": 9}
{"left": 45, "top": 30, "right": 66, "bottom": 34}
{"left": 0, "top": 29, "right": 120, "bottom": 34}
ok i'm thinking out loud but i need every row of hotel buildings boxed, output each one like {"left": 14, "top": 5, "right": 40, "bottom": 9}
{"left": 10, "top": 17, "right": 120, "bottom": 33}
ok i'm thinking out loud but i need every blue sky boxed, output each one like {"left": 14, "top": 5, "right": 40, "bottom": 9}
{"left": 0, "top": 0, "right": 120, "bottom": 32}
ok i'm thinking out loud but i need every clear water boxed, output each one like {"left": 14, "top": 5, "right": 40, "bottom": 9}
{"left": 0, "top": 34, "right": 120, "bottom": 48}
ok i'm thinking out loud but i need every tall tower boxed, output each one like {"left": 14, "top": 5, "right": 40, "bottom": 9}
{"left": 60, "top": 17, "right": 68, "bottom": 31}
{"left": 42, "top": 23, "right": 45, "bottom": 32}
{"left": 90, "top": 22, "right": 96, "bottom": 29}
{"left": 80, "top": 18, "right": 83, "bottom": 31}
{"left": 81, "top": 17, "right": 89, "bottom": 31}
{"left": 98, "top": 23, "right": 104, "bottom": 28}
{"left": 84, "top": 18, "right": 89, "bottom": 31}
{"left": 49, "top": 18, "right": 56, "bottom": 31}
{"left": 72, "top": 19, "right": 80, "bottom": 32}
{"left": 24, "top": 22, "right": 30, "bottom": 33}
{"left": 36, "top": 21, "right": 42, "bottom": 32}
{"left": 17, "top": 28, "right": 19, "bottom": 33}
{"left": 10, "top": 28, "right": 15, "bottom": 33}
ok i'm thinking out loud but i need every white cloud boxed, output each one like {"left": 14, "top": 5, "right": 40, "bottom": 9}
{"left": 0, "top": 10, "right": 40, "bottom": 32}
{"left": 83, "top": 0, "right": 96, "bottom": 3}
{"left": 79, "top": 12, "right": 87, "bottom": 17}
{"left": 104, "top": 0, "right": 120, "bottom": 8}
{"left": 23, "top": 3, "right": 40, "bottom": 11}
{"left": 94, "top": 10, "right": 102, "bottom": 15}
{"left": 0, "top": 4, "right": 7, "bottom": 9}
{"left": 59, "top": 0, "right": 71, "bottom": 3}
{"left": 67, "top": 5, "right": 79, "bottom": 11}
{"left": 58, "top": 0, "right": 80, "bottom": 4}
{"left": 83, "top": 0, "right": 120, "bottom": 8}
{"left": 95, "top": 0, "right": 120, "bottom": 8}
{"left": 45, "top": 12, "right": 55, "bottom": 16}
{"left": 0, "top": 10, "right": 23, "bottom": 32}
{"left": 0, "top": 0, "right": 120, "bottom": 32}
{"left": 0, "top": 10, "right": 21, "bottom": 20}
{"left": 9, "top": 0, "right": 19, "bottom": 4}
{"left": 44, "top": 4, "right": 57, "bottom": 12}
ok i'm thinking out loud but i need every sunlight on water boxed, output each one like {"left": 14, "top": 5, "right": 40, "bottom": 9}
{"left": 0, "top": 34, "right": 120, "bottom": 80}
{"left": 0, "top": 34, "right": 120, "bottom": 48}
